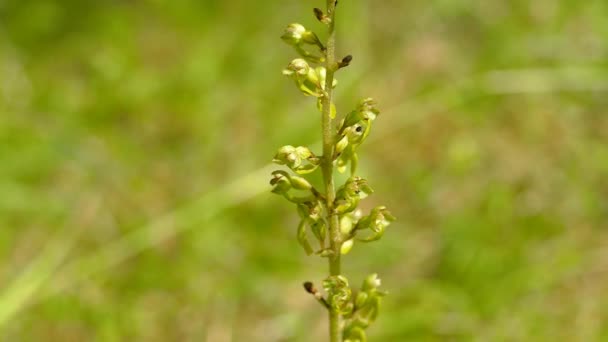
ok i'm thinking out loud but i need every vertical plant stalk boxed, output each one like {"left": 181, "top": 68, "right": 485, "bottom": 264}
{"left": 320, "top": 1, "right": 341, "bottom": 341}
{"left": 274, "top": 2, "right": 394, "bottom": 341}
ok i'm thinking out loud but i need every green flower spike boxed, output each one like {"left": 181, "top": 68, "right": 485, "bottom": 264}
{"left": 273, "top": 145, "right": 320, "bottom": 174}
{"left": 275, "top": 2, "right": 393, "bottom": 340}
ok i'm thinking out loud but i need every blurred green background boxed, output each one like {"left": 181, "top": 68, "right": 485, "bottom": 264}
{"left": 1, "top": 0, "right": 608, "bottom": 340}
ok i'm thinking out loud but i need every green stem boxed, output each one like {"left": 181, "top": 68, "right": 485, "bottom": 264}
{"left": 321, "top": 1, "right": 341, "bottom": 341}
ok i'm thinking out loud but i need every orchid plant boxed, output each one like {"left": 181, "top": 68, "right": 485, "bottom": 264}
{"left": 270, "top": 1, "right": 395, "bottom": 341}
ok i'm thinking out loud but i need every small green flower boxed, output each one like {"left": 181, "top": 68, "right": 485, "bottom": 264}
{"left": 323, "top": 275, "right": 353, "bottom": 314}
{"left": 295, "top": 199, "right": 327, "bottom": 254}
{"left": 336, "top": 98, "right": 381, "bottom": 174}
{"left": 281, "top": 23, "right": 325, "bottom": 63}
{"left": 281, "top": 23, "right": 323, "bottom": 47}
{"left": 355, "top": 206, "right": 395, "bottom": 242}
{"left": 335, "top": 177, "right": 374, "bottom": 214}
{"left": 269, "top": 171, "right": 292, "bottom": 195}
{"left": 283, "top": 59, "right": 338, "bottom": 97}
{"left": 282, "top": 59, "right": 322, "bottom": 96}
{"left": 273, "top": 145, "right": 320, "bottom": 174}
{"left": 340, "top": 98, "right": 379, "bottom": 134}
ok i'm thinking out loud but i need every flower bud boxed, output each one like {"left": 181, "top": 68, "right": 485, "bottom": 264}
{"left": 337, "top": 54, "right": 353, "bottom": 69}
{"left": 281, "top": 23, "right": 323, "bottom": 48}
{"left": 290, "top": 176, "right": 312, "bottom": 190}
{"left": 313, "top": 8, "right": 331, "bottom": 24}
{"left": 281, "top": 23, "right": 307, "bottom": 45}
{"left": 335, "top": 135, "right": 349, "bottom": 155}
{"left": 297, "top": 219, "right": 314, "bottom": 255}
{"left": 358, "top": 98, "right": 380, "bottom": 121}
{"left": 340, "top": 214, "right": 354, "bottom": 235}
{"left": 357, "top": 295, "right": 381, "bottom": 323}
{"left": 355, "top": 291, "right": 369, "bottom": 308}
{"left": 315, "top": 66, "right": 338, "bottom": 90}
{"left": 362, "top": 273, "right": 381, "bottom": 291}
{"left": 310, "top": 219, "right": 326, "bottom": 243}
{"left": 341, "top": 239, "right": 354, "bottom": 254}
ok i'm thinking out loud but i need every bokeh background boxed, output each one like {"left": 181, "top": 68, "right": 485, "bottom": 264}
{"left": 2, "top": 0, "right": 608, "bottom": 340}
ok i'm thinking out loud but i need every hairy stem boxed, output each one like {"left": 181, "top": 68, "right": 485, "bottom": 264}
{"left": 321, "top": 1, "right": 340, "bottom": 341}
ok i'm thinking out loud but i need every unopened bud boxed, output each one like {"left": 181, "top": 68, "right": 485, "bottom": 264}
{"left": 340, "top": 239, "right": 354, "bottom": 254}
{"left": 313, "top": 8, "right": 331, "bottom": 24}
{"left": 338, "top": 55, "right": 353, "bottom": 68}
{"left": 362, "top": 273, "right": 382, "bottom": 291}
{"left": 281, "top": 23, "right": 323, "bottom": 51}
{"left": 335, "top": 135, "right": 349, "bottom": 155}
{"left": 290, "top": 176, "right": 312, "bottom": 190}
{"left": 303, "top": 281, "right": 315, "bottom": 294}
{"left": 355, "top": 292, "right": 369, "bottom": 308}
{"left": 281, "top": 23, "right": 307, "bottom": 45}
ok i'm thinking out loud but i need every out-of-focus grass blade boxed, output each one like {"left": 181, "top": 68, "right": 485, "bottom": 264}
{"left": 0, "top": 237, "right": 73, "bottom": 328}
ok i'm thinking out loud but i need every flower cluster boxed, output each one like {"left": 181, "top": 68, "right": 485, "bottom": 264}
{"left": 342, "top": 274, "right": 387, "bottom": 342}
{"left": 271, "top": 2, "right": 395, "bottom": 341}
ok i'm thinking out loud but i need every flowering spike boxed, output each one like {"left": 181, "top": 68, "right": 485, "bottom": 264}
{"left": 273, "top": 2, "right": 393, "bottom": 340}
